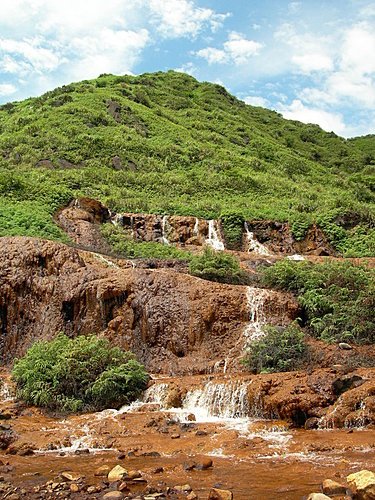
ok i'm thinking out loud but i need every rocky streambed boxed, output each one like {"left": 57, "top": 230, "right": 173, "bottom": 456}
{"left": 0, "top": 236, "right": 374, "bottom": 499}
{"left": 0, "top": 375, "right": 375, "bottom": 499}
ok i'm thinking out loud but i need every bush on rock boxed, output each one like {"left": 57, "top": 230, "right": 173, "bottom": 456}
{"left": 12, "top": 334, "right": 149, "bottom": 413}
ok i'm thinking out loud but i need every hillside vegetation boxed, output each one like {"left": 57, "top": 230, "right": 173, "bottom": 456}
{"left": 0, "top": 70, "right": 374, "bottom": 255}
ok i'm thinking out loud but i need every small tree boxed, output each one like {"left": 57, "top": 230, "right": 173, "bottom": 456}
{"left": 243, "top": 323, "right": 308, "bottom": 373}
{"left": 189, "top": 247, "right": 248, "bottom": 284}
{"left": 12, "top": 334, "right": 149, "bottom": 413}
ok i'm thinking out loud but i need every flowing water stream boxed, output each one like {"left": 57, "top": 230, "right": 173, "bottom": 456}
{"left": 206, "top": 220, "right": 225, "bottom": 250}
{"left": 244, "top": 222, "right": 271, "bottom": 255}
{"left": 161, "top": 215, "right": 170, "bottom": 245}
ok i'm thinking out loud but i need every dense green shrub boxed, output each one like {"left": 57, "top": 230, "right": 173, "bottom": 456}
{"left": 262, "top": 260, "right": 375, "bottom": 344}
{"left": 220, "top": 212, "right": 245, "bottom": 249}
{"left": 12, "top": 334, "right": 149, "bottom": 412}
{"left": 291, "top": 215, "right": 311, "bottom": 240}
{"left": 243, "top": 323, "right": 307, "bottom": 373}
{"left": 189, "top": 246, "right": 248, "bottom": 284}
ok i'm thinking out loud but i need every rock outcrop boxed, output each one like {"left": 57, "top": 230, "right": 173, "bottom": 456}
{"left": 143, "top": 368, "right": 375, "bottom": 427}
{"left": 244, "top": 220, "right": 337, "bottom": 256}
{"left": 54, "top": 197, "right": 111, "bottom": 252}
{"left": 0, "top": 237, "right": 297, "bottom": 375}
{"left": 54, "top": 198, "right": 338, "bottom": 256}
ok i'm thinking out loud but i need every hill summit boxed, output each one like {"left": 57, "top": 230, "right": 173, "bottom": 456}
{"left": 0, "top": 70, "right": 374, "bottom": 256}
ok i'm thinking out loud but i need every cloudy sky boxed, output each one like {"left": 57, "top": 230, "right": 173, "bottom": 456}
{"left": 0, "top": 0, "right": 375, "bottom": 137}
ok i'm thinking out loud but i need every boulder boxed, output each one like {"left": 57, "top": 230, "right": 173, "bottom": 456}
{"left": 306, "top": 494, "right": 332, "bottom": 500}
{"left": 321, "top": 479, "right": 346, "bottom": 496}
{"left": 102, "top": 492, "right": 124, "bottom": 499}
{"left": 187, "top": 493, "right": 198, "bottom": 500}
{"left": 208, "top": 488, "right": 233, "bottom": 500}
{"left": 305, "top": 417, "right": 320, "bottom": 430}
{"left": 174, "top": 484, "right": 192, "bottom": 493}
{"left": 339, "top": 343, "right": 353, "bottom": 350}
{"left": 95, "top": 465, "right": 111, "bottom": 477}
{"left": 196, "top": 458, "right": 213, "bottom": 470}
{"left": 124, "top": 470, "right": 142, "bottom": 480}
{"left": 61, "top": 472, "right": 82, "bottom": 482}
{"left": 347, "top": 470, "right": 375, "bottom": 500}
{"left": 108, "top": 465, "right": 127, "bottom": 482}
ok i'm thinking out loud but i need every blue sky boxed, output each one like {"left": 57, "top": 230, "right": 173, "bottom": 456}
{"left": 0, "top": 0, "right": 375, "bottom": 137}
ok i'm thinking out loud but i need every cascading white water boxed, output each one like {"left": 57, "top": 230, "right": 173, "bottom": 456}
{"left": 161, "top": 216, "right": 170, "bottom": 245}
{"left": 206, "top": 220, "right": 225, "bottom": 251}
{"left": 243, "top": 286, "right": 268, "bottom": 344}
{"left": 111, "top": 213, "right": 123, "bottom": 226}
{"left": 142, "top": 383, "right": 171, "bottom": 406}
{"left": 182, "top": 381, "right": 250, "bottom": 421}
{"left": 244, "top": 222, "right": 271, "bottom": 256}
{"left": 0, "top": 381, "right": 15, "bottom": 402}
{"left": 193, "top": 217, "right": 199, "bottom": 236}
{"left": 287, "top": 254, "right": 305, "bottom": 261}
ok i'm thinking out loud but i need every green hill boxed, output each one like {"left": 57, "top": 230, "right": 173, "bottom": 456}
{"left": 0, "top": 70, "right": 374, "bottom": 256}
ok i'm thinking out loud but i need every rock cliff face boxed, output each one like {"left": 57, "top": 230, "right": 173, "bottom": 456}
{"left": 0, "top": 237, "right": 297, "bottom": 375}
{"left": 244, "top": 221, "right": 337, "bottom": 256}
{"left": 55, "top": 198, "right": 337, "bottom": 256}
{"left": 54, "top": 197, "right": 111, "bottom": 252}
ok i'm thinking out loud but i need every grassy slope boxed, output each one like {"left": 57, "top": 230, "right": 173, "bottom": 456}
{"left": 0, "top": 70, "right": 374, "bottom": 255}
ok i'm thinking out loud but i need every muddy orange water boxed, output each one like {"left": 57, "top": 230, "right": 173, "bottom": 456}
{"left": 1, "top": 377, "right": 374, "bottom": 499}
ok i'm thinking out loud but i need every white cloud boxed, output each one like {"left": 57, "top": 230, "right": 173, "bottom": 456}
{"left": 243, "top": 95, "right": 269, "bottom": 107}
{"left": 0, "top": 37, "right": 63, "bottom": 75}
{"left": 340, "top": 22, "right": 375, "bottom": 74}
{"left": 291, "top": 53, "right": 333, "bottom": 73}
{"left": 0, "top": 83, "right": 17, "bottom": 96}
{"left": 359, "top": 3, "right": 375, "bottom": 18}
{"left": 0, "top": 0, "right": 230, "bottom": 101}
{"left": 148, "top": 0, "right": 229, "bottom": 38}
{"left": 196, "top": 31, "right": 262, "bottom": 65}
{"left": 68, "top": 28, "right": 149, "bottom": 80}
{"left": 195, "top": 47, "right": 227, "bottom": 64}
{"left": 175, "top": 62, "right": 198, "bottom": 76}
{"left": 224, "top": 32, "right": 263, "bottom": 64}
{"left": 275, "top": 23, "right": 334, "bottom": 74}
{"left": 288, "top": 2, "right": 301, "bottom": 14}
{"left": 279, "top": 99, "right": 346, "bottom": 134}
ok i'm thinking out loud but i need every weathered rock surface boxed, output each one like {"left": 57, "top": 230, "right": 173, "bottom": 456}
{"left": 244, "top": 220, "right": 337, "bottom": 256}
{"left": 54, "top": 197, "right": 111, "bottom": 252}
{"left": 145, "top": 368, "right": 375, "bottom": 427}
{"left": 0, "top": 237, "right": 297, "bottom": 375}
{"left": 347, "top": 470, "right": 375, "bottom": 500}
{"left": 108, "top": 465, "right": 127, "bottom": 482}
{"left": 208, "top": 488, "right": 233, "bottom": 500}
{"left": 115, "top": 212, "right": 210, "bottom": 247}
{"left": 321, "top": 478, "right": 347, "bottom": 496}
{"left": 54, "top": 198, "right": 338, "bottom": 256}
{"left": 307, "top": 494, "right": 332, "bottom": 500}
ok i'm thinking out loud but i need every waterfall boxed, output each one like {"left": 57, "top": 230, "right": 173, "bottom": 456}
{"left": 206, "top": 220, "right": 225, "bottom": 251}
{"left": 0, "top": 381, "right": 15, "bottom": 402}
{"left": 244, "top": 222, "right": 271, "bottom": 256}
{"left": 182, "top": 381, "right": 249, "bottom": 420}
{"left": 193, "top": 217, "right": 199, "bottom": 236}
{"left": 161, "top": 216, "right": 170, "bottom": 245}
{"left": 243, "top": 286, "right": 268, "bottom": 344}
{"left": 133, "top": 381, "right": 250, "bottom": 422}
{"left": 142, "top": 383, "right": 171, "bottom": 406}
